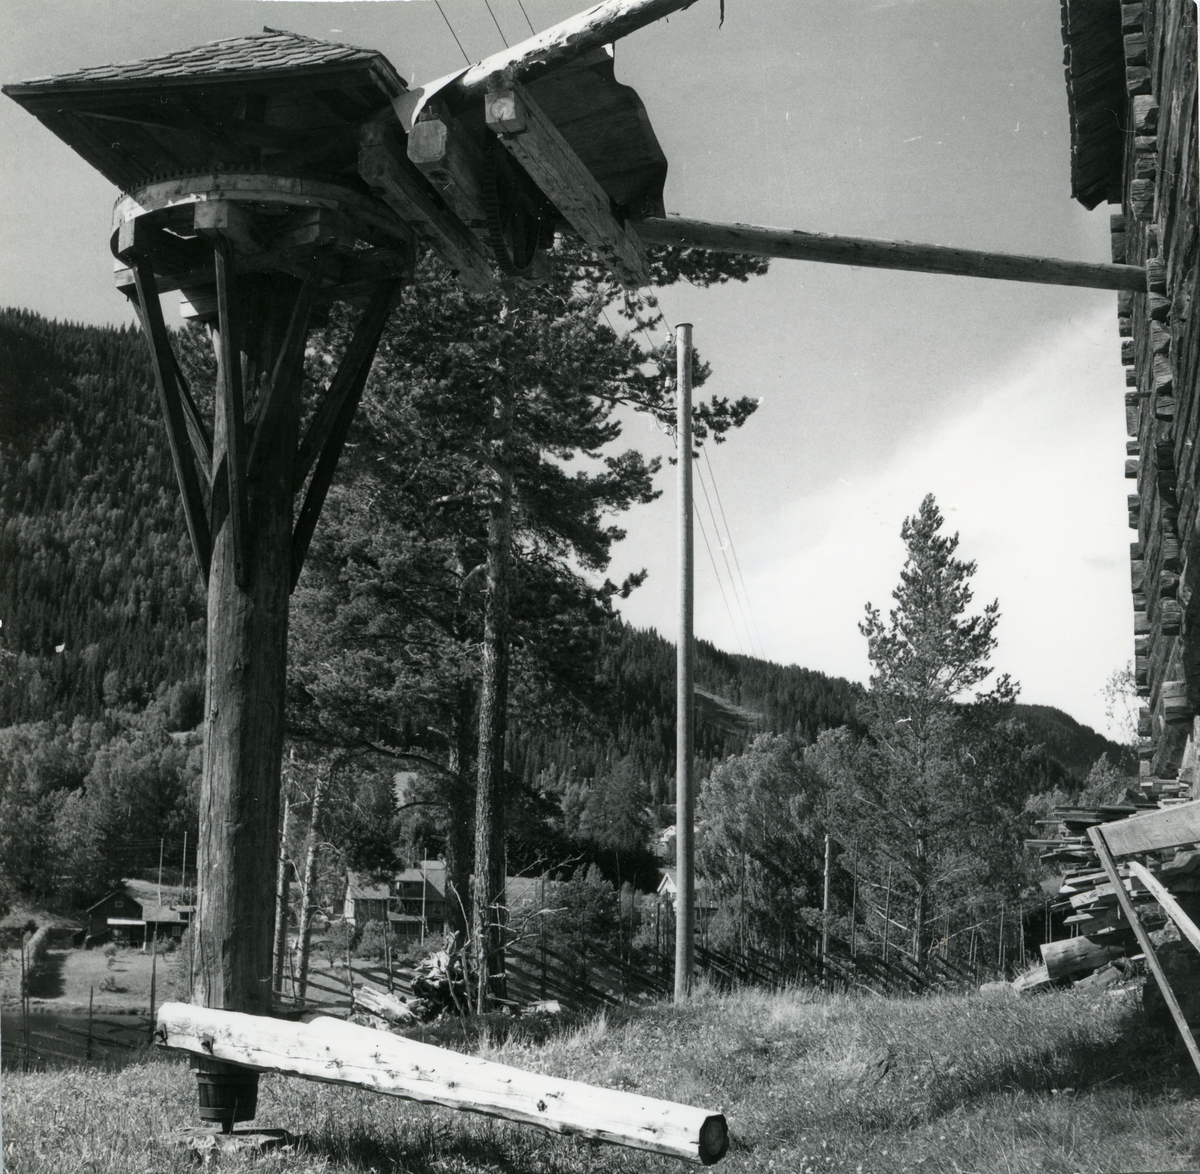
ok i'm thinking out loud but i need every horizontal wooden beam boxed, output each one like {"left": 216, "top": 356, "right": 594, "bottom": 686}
{"left": 631, "top": 215, "right": 1149, "bottom": 293}
{"left": 155, "top": 1003, "right": 728, "bottom": 1165}
{"left": 427, "top": 0, "right": 698, "bottom": 108}
{"left": 1094, "top": 799, "right": 1200, "bottom": 856}
{"left": 486, "top": 79, "right": 649, "bottom": 289}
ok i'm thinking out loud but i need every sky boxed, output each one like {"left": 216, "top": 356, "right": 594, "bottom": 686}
{"left": 0, "top": 0, "right": 1132, "bottom": 736}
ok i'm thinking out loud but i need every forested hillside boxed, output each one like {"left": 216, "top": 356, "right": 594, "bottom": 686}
{"left": 0, "top": 308, "right": 1130, "bottom": 914}
{"left": 0, "top": 308, "right": 205, "bottom": 726}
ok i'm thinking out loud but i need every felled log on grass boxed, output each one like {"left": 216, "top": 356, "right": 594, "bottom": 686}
{"left": 156, "top": 1002, "right": 728, "bottom": 1166}
{"left": 1040, "top": 935, "right": 1128, "bottom": 982}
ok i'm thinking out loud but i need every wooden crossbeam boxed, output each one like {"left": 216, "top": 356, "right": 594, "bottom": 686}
{"left": 632, "top": 215, "right": 1149, "bottom": 293}
{"left": 247, "top": 272, "right": 318, "bottom": 484}
{"left": 156, "top": 1002, "right": 727, "bottom": 1165}
{"left": 1089, "top": 825, "right": 1200, "bottom": 1078}
{"left": 408, "top": 116, "right": 489, "bottom": 225}
{"left": 359, "top": 125, "right": 495, "bottom": 294}
{"left": 213, "top": 241, "right": 251, "bottom": 589}
{"left": 486, "top": 78, "right": 650, "bottom": 289}
{"left": 291, "top": 282, "right": 397, "bottom": 589}
{"left": 127, "top": 258, "right": 212, "bottom": 585}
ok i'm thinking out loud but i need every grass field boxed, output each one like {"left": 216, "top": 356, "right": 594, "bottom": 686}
{"left": 5, "top": 982, "right": 1199, "bottom": 1173}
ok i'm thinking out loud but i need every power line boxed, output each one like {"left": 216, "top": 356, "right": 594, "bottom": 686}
{"left": 483, "top": 0, "right": 510, "bottom": 48}
{"left": 703, "top": 446, "right": 769, "bottom": 658}
{"left": 435, "top": 1, "right": 472, "bottom": 64}
{"left": 695, "top": 497, "right": 746, "bottom": 655}
{"left": 695, "top": 458, "right": 758, "bottom": 657}
{"left": 516, "top": 0, "right": 537, "bottom": 34}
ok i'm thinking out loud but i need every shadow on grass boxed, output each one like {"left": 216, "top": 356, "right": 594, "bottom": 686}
{"left": 897, "top": 1000, "right": 1200, "bottom": 1127}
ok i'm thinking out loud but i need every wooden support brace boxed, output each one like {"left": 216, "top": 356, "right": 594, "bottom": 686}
{"left": 359, "top": 127, "right": 495, "bottom": 295}
{"left": 1089, "top": 825, "right": 1200, "bottom": 1079}
{"left": 128, "top": 258, "right": 212, "bottom": 586}
{"left": 1128, "top": 861, "right": 1200, "bottom": 954}
{"left": 196, "top": 200, "right": 264, "bottom": 256}
{"left": 485, "top": 79, "right": 650, "bottom": 290}
{"left": 155, "top": 1002, "right": 727, "bottom": 1165}
{"left": 247, "top": 272, "right": 318, "bottom": 484}
{"left": 290, "top": 282, "right": 396, "bottom": 590}
{"left": 631, "top": 215, "right": 1149, "bottom": 293}
{"left": 214, "top": 240, "right": 252, "bottom": 589}
{"left": 408, "top": 116, "right": 489, "bottom": 225}
{"left": 169, "top": 349, "right": 213, "bottom": 488}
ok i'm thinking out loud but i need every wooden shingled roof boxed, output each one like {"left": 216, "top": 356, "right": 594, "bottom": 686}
{"left": 1060, "top": 0, "right": 1126, "bottom": 209}
{"left": 2, "top": 29, "right": 408, "bottom": 194}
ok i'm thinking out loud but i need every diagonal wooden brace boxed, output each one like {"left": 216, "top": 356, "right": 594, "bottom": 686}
{"left": 1089, "top": 825, "right": 1200, "bottom": 1079}
{"left": 214, "top": 239, "right": 252, "bottom": 588}
{"left": 247, "top": 272, "right": 318, "bottom": 484}
{"left": 485, "top": 78, "right": 650, "bottom": 289}
{"left": 128, "top": 257, "right": 212, "bottom": 586}
{"left": 290, "top": 282, "right": 397, "bottom": 590}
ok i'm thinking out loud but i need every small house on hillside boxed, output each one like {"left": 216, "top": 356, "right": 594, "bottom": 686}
{"left": 85, "top": 887, "right": 142, "bottom": 946}
{"left": 393, "top": 862, "right": 446, "bottom": 941}
{"left": 85, "top": 888, "right": 194, "bottom": 947}
{"left": 657, "top": 867, "right": 718, "bottom": 926}
{"left": 343, "top": 874, "right": 391, "bottom": 924}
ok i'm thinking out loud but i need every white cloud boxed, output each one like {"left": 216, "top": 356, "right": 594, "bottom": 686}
{"left": 726, "top": 306, "right": 1131, "bottom": 735}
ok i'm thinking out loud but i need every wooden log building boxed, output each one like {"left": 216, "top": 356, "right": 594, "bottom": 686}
{"left": 1061, "top": 0, "right": 1200, "bottom": 792}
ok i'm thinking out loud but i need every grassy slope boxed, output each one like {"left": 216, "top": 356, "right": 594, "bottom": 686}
{"left": 5, "top": 984, "right": 1200, "bottom": 1174}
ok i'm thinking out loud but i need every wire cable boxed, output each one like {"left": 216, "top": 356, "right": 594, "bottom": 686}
{"left": 695, "top": 496, "right": 746, "bottom": 655}
{"left": 435, "top": 1, "right": 472, "bottom": 64}
{"left": 696, "top": 458, "right": 758, "bottom": 657}
{"left": 703, "top": 445, "right": 769, "bottom": 658}
{"left": 516, "top": 0, "right": 537, "bottom": 34}
{"left": 483, "top": 0, "right": 510, "bottom": 48}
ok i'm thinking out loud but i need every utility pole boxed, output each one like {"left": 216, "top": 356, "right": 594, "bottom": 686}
{"left": 821, "top": 833, "right": 832, "bottom": 980}
{"left": 675, "top": 322, "right": 694, "bottom": 1003}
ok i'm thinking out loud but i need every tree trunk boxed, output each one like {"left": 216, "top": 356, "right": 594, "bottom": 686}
{"left": 193, "top": 276, "right": 302, "bottom": 1016}
{"left": 271, "top": 792, "right": 292, "bottom": 995}
{"left": 295, "top": 761, "right": 332, "bottom": 1004}
{"left": 444, "top": 677, "right": 475, "bottom": 946}
{"left": 473, "top": 384, "right": 514, "bottom": 1012}
{"left": 912, "top": 834, "right": 928, "bottom": 971}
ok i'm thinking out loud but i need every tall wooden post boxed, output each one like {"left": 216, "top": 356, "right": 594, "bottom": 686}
{"left": 821, "top": 832, "right": 832, "bottom": 980}
{"left": 675, "top": 322, "right": 695, "bottom": 1003}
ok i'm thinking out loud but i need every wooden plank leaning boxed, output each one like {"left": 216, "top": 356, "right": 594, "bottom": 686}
{"left": 155, "top": 1002, "right": 729, "bottom": 1165}
{"left": 1128, "top": 861, "right": 1200, "bottom": 955}
{"left": 1088, "top": 825, "right": 1200, "bottom": 1079}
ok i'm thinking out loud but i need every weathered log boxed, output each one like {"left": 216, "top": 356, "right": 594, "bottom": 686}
{"left": 631, "top": 215, "right": 1148, "bottom": 292}
{"left": 1040, "top": 935, "right": 1128, "bottom": 981}
{"left": 155, "top": 1003, "right": 728, "bottom": 1165}
{"left": 420, "top": 0, "right": 698, "bottom": 108}
{"left": 354, "top": 984, "right": 418, "bottom": 1024}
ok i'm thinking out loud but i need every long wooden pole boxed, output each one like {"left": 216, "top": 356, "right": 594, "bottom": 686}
{"left": 821, "top": 833, "right": 832, "bottom": 980}
{"left": 1089, "top": 827, "right": 1200, "bottom": 1079}
{"left": 157, "top": 1003, "right": 728, "bottom": 1165}
{"left": 632, "top": 216, "right": 1147, "bottom": 292}
{"left": 675, "top": 322, "right": 695, "bottom": 1003}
